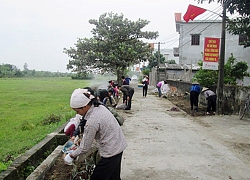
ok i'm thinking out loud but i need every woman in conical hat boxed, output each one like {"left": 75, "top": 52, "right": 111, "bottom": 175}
{"left": 201, "top": 87, "right": 217, "bottom": 115}
{"left": 192, "top": 81, "right": 199, "bottom": 85}
{"left": 201, "top": 87, "right": 209, "bottom": 92}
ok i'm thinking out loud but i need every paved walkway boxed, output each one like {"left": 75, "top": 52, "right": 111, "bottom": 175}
{"left": 118, "top": 81, "right": 250, "bottom": 180}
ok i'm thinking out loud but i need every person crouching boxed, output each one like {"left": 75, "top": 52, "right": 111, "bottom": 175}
{"left": 64, "top": 88, "right": 127, "bottom": 180}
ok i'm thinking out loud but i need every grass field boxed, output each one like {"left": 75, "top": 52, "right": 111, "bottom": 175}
{"left": 0, "top": 76, "right": 114, "bottom": 171}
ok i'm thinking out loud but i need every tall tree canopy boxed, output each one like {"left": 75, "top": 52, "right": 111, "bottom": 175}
{"left": 197, "top": 0, "right": 250, "bottom": 47}
{"left": 64, "top": 12, "right": 158, "bottom": 80}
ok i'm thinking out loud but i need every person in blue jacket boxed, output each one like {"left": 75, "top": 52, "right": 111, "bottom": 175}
{"left": 190, "top": 81, "right": 201, "bottom": 112}
{"left": 125, "top": 77, "right": 131, "bottom": 85}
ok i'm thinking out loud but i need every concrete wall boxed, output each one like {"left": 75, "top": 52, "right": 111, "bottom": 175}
{"left": 166, "top": 80, "right": 250, "bottom": 115}
{"left": 149, "top": 68, "right": 194, "bottom": 87}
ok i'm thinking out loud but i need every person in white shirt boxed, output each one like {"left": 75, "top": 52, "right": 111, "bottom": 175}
{"left": 64, "top": 88, "right": 127, "bottom": 180}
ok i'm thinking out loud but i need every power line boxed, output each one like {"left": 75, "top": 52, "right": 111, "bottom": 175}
{"left": 176, "top": 16, "right": 221, "bottom": 50}
{"left": 149, "top": 4, "right": 242, "bottom": 54}
{"left": 154, "top": 5, "right": 223, "bottom": 48}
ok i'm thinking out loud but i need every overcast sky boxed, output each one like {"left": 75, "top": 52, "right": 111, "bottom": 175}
{"left": 0, "top": 0, "right": 221, "bottom": 72}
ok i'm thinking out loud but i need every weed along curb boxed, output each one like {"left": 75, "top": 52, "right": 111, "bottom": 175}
{"left": 0, "top": 123, "right": 68, "bottom": 180}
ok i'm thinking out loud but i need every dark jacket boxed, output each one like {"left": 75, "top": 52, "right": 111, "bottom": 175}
{"left": 120, "top": 85, "right": 134, "bottom": 96}
{"left": 95, "top": 89, "right": 108, "bottom": 102}
{"left": 72, "top": 117, "right": 86, "bottom": 137}
{"left": 125, "top": 77, "right": 131, "bottom": 85}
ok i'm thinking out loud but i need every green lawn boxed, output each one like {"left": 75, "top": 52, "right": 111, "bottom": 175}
{"left": 0, "top": 77, "right": 97, "bottom": 170}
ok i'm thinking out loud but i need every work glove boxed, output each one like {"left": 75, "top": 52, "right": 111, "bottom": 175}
{"left": 64, "top": 154, "right": 74, "bottom": 165}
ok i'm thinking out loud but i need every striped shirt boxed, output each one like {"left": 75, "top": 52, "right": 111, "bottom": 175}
{"left": 71, "top": 105, "right": 127, "bottom": 158}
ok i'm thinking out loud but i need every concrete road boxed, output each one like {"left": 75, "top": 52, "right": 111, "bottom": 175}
{"left": 118, "top": 81, "right": 250, "bottom": 180}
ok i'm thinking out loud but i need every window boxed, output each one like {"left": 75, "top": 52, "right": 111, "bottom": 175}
{"left": 191, "top": 34, "right": 200, "bottom": 45}
{"left": 239, "top": 34, "right": 247, "bottom": 45}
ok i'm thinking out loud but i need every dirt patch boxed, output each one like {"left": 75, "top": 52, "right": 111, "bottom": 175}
{"left": 44, "top": 152, "right": 96, "bottom": 180}
{"left": 43, "top": 154, "right": 72, "bottom": 180}
{"left": 166, "top": 95, "right": 216, "bottom": 128}
{"left": 231, "top": 142, "right": 250, "bottom": 158}
{"left": 166, "top": 95, "right": 207, "bottom": 116}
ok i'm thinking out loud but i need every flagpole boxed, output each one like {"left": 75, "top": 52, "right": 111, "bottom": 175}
{"left": 216, "top": 1, "right": 227, "bottom": 115}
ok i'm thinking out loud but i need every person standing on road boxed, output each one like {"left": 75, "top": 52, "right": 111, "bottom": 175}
{"left": 190, "top": 81, "right": 201, "bottom": 112}
{"left": 142, "top": 76, "right": 149, "bottom": 97}
{"left": 121, "top": 76, "right": 129, "bottom": 103}
{"left": 201, "top": 87, "right": 217, "bottom": 115}
{"left": 64, "top": 88, "right": 127, "bottom": 180}
{"left": 118, "top": 85, "right": 134, "bottom": 110}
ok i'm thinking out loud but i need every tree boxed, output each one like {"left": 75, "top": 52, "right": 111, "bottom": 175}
{"left": 64, "top": 38, "right": 95, "bottom": 78}
{"left": 197, "top": 0, "right": 250, "bottom": 47}
{"left": 165, "top": 60, "right": 176, "bottom": 64}
{"left": 224, "top": 53, "right": 249, "bottom": 84}
{"left": 147, "top": 52, "right": 165, "bottom": 70}
{"left": 141, "top": 69, "right": 150, "bottom": 76}
{"left": 0, "top": 64, "right": 24, "bottom": 78}
{"left": 64, "top": 12, "right": 158, "bottom": 81}
{"left": 226, "top": 1, "right": 250, "bottom": 48}
{"left": 193, "top": 61, "right": 218, "bottom": 87}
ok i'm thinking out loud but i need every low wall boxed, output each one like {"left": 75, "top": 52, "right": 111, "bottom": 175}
{"left": 166, "top": 80, "right": 250, "bottom": 115}
{"left": 26, "top": 146, "right": 64, "bottom": 180}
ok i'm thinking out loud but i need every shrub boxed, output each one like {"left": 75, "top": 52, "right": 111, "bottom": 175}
{"left": 20, "top": 122, "right": 35, "bottom": 131}
{"left": 41, "top": 114, "right": 61, "bottom": 125}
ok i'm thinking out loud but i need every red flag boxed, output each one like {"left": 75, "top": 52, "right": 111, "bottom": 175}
{"left": 183, "top": 4, "right": 206, "bottom": 23}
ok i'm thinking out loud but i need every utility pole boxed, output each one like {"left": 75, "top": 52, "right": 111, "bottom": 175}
{"left": 157, "top": 42, "right": 160, "bottom": 83}
{"left": 155, "top": 42, "right": 165, "bottom": 83}
{"left": 216, "top": 1, "right": 227, "bottom": 114}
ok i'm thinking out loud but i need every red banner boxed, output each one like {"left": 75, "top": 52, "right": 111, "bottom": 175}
{"left": 203, "top": 37, "right": 220, "bottom": 62}
{"left": 203, "top": 37, "right": 220, "bottom": 70}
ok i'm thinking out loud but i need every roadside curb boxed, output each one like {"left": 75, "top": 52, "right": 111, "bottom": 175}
{"left": 26, "top": 146, "right": 63, "bottom": 180}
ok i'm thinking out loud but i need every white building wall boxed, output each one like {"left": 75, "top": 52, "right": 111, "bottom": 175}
{"left": 178, "top": 21, "right": 250, "bottom": 71}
